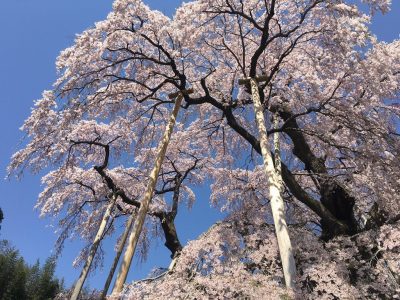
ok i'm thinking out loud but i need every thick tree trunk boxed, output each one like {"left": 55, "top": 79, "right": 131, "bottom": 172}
{"left": 160, "top": 213, "right": 182, "bottom": 257}
{"left": 112, "top": 93, "right": 183, "bottom": 294}
{"left": 278, "top": 109, "right": 357, "bottom": 238}
{"left": 100, "top": 215, "right": 134, "bottom": 299}
{"left": 71, "top": 195, "right": 116, "bottom": 300}
{"left": 158, "top": 175, "right": 183, "bottom": 257}
{"left": 249, "top": 79, "right": 296, "bottom": 289}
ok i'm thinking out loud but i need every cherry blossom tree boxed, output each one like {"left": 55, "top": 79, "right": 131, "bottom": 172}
{"left": 120, "top": 218, "right": 400, "bottom": 299}
{"left": 9, "top": 0, "right": 400, "bottom": 298}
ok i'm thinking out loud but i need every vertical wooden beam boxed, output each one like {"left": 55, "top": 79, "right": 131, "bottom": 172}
{"left": 273, "top": 113, "right": 283, "bottom": 190}
{"left": 248, "top": 78, "right": 296, "bottom": 289}
{"left": 100, "top": 215, "right": 134, "bottom": 299}
{"left": 71, "top": 195, "right": 117, "bottom": 300}
{"left": 112, "top": 91, "right": 189, "bottom": 294}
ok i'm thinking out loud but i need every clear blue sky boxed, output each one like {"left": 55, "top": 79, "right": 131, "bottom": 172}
{"left": 0, "top": 0, "right": 399, "bottom": 292}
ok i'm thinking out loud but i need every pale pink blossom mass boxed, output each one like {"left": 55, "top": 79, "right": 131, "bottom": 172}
{"left": 9, "top": 0, "right": 400, "bottom": 298}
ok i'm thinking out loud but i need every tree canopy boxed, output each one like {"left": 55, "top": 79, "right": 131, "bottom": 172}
{"left": 9, "top": 0, "right": 399, "bottom": 298}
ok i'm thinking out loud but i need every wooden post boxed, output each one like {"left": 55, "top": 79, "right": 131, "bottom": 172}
{"left": 100, "top": 215, "right": 134, "bottom": 299}
{"left": 167, "top": 252, "right": 180, "bottom": 272}
{"left": 112, "top": 89, "right": 192, "bottom": 294}
{"left": 241, "top": 77, "right": 296, "bottom": 289}
{"left": 273, "top": 113, "right": 283, "bottom": 190}
{"left": 70, "top": 195, "right": 117, "bottom": 300}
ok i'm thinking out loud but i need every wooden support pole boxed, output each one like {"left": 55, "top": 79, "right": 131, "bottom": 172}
{"left": 112, "top": 89, "right": 191, "bottom": 294}
{"left": 167, "top": 252, "right": 180, "bottom": 272}
{"left": 273, "top": 113, "right": 283, "bottom": 190}
{"left": 70, "top": 195, "right": 117, "bottom": 300}
{"left": 238, "top": 74, "right": 269, "bottom": 86}
{"left": 241, "top": 77, "right": 296, "bottom": 289}
{"left": 100, "top": 215, "right": 134, "bottom": 299}
{"left": 168, "top": 88, "right": 194, "bottom": 100}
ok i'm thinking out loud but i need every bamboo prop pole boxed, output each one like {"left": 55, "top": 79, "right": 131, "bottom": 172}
{"left": 240, "top": 77, "right": 296, "bottom": 289}
{"left": 167, "top": 252, "right": 180, "bottom": 272}
{"left": 112, "top": 89, "right": 192, "bottom": 294}
{"left": 71, "top": 195, "right": 117, "bottom": 300}
{"left": 273, "top": 113, "right": 283, "bottom": 191}
{"left": 100, "top": 215, "right": 134, "bottom": 299}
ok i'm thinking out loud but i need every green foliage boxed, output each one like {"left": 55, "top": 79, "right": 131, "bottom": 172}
{"left": 0, "top": 240, "right": 63, "bottom": 300}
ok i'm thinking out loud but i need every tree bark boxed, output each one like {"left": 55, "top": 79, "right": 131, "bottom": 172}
{"left": 278, "top": 109, "right": 357, "bottom": 238}
{"left": 160, "top": 213, "right": 182, "bottom": 257}
{"left": 112, "top": 93, "right": 183, "bottom": 294}
{"left": 70, "top": 195, "right": 116, "bottom": 300}
{"left": 249, "top": 78, "right": 296, "bottom": 289}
